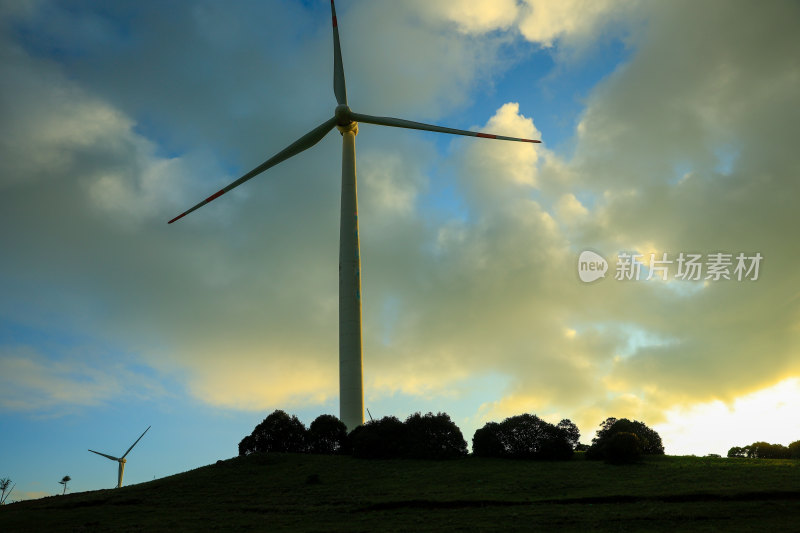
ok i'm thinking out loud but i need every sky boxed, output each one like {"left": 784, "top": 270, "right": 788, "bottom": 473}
{"left": 1, "top": 0, "right": 799, "bottom": 501}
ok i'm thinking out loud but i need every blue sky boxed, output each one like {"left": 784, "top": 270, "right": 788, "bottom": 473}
{"left": 1, "top": 0, "right": 799, "bottom": 501}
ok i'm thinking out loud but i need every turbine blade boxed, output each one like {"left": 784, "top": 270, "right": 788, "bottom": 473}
{"left": 331, "top": 0, "right": 347, "bottom": 105}
{"left": 350, "top": 112, "right": 542, "bottom": 144}
{"left": 168, "top": 117, "right": 338, "bottom": 224}
{"left": 121, "top": 425, "right": 151, "bottom": 459}
{"left": 89, "top": 449, "right": 120, "bottom": 462}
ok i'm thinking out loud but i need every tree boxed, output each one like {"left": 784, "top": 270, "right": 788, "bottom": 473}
{"left": 349, "top": 416, "right": 407, "bottom": 459}
{"left": 603, "top": 432, "right": 642, "bottom": 464}
{"left": 308, "top": 414, "right": 348, "bottom": 455}
{"left": 538, "top": 422, "right": 575, "bottom": 460}
{"left": 557, "top": 419, "right": 581, "bottom": 450}
{"left": 500, "top": 414, "right": 545, "bottom": 458}
{"left": 586, "top": 418, "right": 664, "bottom": 460}
{"left": 472, "top": 422, "right": 504, "bottom": 457}
{"left": 404, "top": 412, "right": 467, "bottom": 459}
{"left": 789, "top": 440, "right": 800, "bottom": 459}
{"left": 59, "top": 475, "right": 71, "bottom": 495}
{"left": 727, "top": 446, "right": 746, "bottom": 458}
{"left": 747, "top": 441, "right": 791, "bottom": 459}
{"left": 238, "top": 435, "right": 256, "bottom": 456}
{"left": 472, "top": 414, "right": 573, "bottom": 460}
{"left": 0, "top": 478, "right": 12, "bottom": 505}
{"left": 499, "top": 414, "right": 573, "bottom": 460}
{"left": 241, "top": 410, "right": 307, "bottom": 455}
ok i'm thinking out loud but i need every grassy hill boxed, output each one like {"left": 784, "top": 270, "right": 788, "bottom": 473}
{"left": 3, "top": 453, "right": 799, "bottom": 532}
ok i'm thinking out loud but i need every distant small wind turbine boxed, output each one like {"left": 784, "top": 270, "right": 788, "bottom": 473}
{"left": 89, "top": 426, "right": 150, "bottom": 488}
{"left": 169, "top": 0, "right": 540, "bottom": 431}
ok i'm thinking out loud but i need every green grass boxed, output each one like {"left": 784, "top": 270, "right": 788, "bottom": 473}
{"left": 3, "top": 454, "right": 799, "bottom": 532}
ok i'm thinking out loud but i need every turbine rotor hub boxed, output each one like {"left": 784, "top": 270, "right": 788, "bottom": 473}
{"left": 335, "top": 104, "right": 354, "bottom": 127}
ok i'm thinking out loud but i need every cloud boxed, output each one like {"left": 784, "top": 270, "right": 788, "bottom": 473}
{"left": 0, "top": 346, "right": 163, "bottom": 412}
{"left": 0, "top": 0, "right": 798, "bottom": 454}
{"left": 518, "top": 0, "right": 634, "bottom": 48}
{"left": 412, "top": 0, "right": 520, "bottom": 35}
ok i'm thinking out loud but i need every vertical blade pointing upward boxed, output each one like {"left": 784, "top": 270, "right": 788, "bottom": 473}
{"left": 331, "top": 0, "right": 347, "bottom": 105}
{"left": 121, "top": 425, "right": 151, "bottom": 459}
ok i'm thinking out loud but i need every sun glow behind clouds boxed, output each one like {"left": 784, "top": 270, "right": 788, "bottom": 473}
{"left": 655, "top": 378, "right": 800, "bottom": 456}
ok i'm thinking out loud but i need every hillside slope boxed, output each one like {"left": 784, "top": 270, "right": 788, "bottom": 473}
{"left": 3, "top": 454, "right": 799, "bottom": 532}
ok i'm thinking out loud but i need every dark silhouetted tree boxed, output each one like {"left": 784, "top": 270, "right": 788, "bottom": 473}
{"left": 538, "top": 422, "right": 575, "bottom": 460}
{"left": 0, "top": 478, "right": 12, "bottom": 505}
{"left": 603, "top": 432, "right": 642, "bottom": 464}
{"left": 500, "top": 414, "right": 544, "bottom": 458}
{"left": 349, "top": 416, "right": 407, "bottom": 459}
{"left": 472, "top": 414, "right": 573, "bottom": 460}
{"left": 586, "top": 418, "right": 664, "bottom": 460}
{"left": 500, "top": 414, "right": 573, "bottom": 460}
{"left": 472, "top": 422, "right": 504, "bottom": 457}
{"left": 238, "top": 435, "right": 256, "bottom": 456}
{"left": 747, "top": 441, "right": 791, "bottom": 459}
{"left": 308, "top": 414, "right": 348, "bottom": 455}
{"left": 789, "top": 440, "right": 800, "bottom": 459}
{"left": 59, "top": 475, "right": 71, "bottom": 495}
{"left": 727, "top": 446, "right": 746, "bottom": 458}
{"left": 404, "top": 412, "right": 467, "bottom": 459}
{"left": 244, "top": 410, "right": 307, "bottom": 454}
{"left": 557, "top": 419, "right": 581, "bottom": 450}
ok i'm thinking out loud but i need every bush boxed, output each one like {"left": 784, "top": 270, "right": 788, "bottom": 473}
{"left": 471, "top": 414, "right": 575, "bottom": 460}
{"left": 603, "top": 432, "right": 642, "bottom": 464}
{"left": 404, "top": 412, "right": 467, "bottom": 459}
{"left": 308, "top": 415, "right": 348, "bottom": 455}
{"left": 586, "top": 418, "right": 664, "bottom": 461}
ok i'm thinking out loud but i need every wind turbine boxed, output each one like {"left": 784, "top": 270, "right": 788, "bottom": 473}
{"left": 89, "top": 426, "right": 151, "bottom": 488}
{"left": 168, "top": 1, "right": 541, "bottom": 431}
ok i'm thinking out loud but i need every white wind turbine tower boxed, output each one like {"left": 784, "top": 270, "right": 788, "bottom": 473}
{"left": 89, "top": 426, "right": 151, "bottom": 488}
{"left": 169, "top": 1, "right": 541, "bottom": 431}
